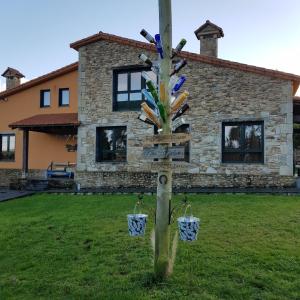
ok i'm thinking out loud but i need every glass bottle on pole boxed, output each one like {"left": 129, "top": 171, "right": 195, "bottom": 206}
{"left": 171, "top": 39, "right": 187, "bottom": 58}
{"left": 140, "top": 29, "right": 156, "bottom": 44}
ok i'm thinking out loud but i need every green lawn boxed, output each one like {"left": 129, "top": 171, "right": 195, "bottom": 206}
{"left": 0, "top": 193, "right": 299, "bottom": 300}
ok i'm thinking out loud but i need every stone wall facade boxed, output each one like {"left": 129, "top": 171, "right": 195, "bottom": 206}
{"left": 0, "top": 169, "right": 21, "bottom": 187}
{"left": 0, "top": 169, "right": 46, "bottom": 187}
{"left": 76, "top": 39, "right": 295, "bottom": 189}
{"left": 76, "top": 171, "right": 295, "bottom": 189}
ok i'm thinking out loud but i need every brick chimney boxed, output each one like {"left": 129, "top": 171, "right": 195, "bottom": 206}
{"left": 1, "top": 67, "right": 25, "bottom": 90}
{"left": 194, "top": 20, "right": 224, "bottom": 57}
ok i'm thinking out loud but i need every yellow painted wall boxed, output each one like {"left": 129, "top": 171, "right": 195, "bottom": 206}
{"left": 0, "top": 69, "right": 78, "bottom": 170}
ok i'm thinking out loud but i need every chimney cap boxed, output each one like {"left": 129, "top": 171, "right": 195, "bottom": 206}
{"left": 1, "top": 67, "right": 25, "bottom": 78}
{"left": 194, "top": 20, "right": 224, "bottom": 40}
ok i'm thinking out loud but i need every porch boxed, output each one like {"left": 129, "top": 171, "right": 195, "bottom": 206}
{"left": 8, "top": 113, "right": 79, "bottom": 189}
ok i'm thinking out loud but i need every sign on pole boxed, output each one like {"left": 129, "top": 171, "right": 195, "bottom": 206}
{"left": 143, "top": 133, "right": 190, "bottom": 146}
{"left": 149, "top": 161, "right": 188, "bottom": 172}
{"left": 143, "top": 145, "right": 185, "bottom": 159}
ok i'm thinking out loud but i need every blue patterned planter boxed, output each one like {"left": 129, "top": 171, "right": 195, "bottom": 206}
{"left": 127, "top": 214, "right": 148, "bottom": 237}
{"left": 177, "top": 216, "right": 200, "bottom": 241}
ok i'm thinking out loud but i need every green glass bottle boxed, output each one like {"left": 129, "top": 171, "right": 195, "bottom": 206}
{"left": 171, "top": 39, "right": 187, "bottom": 58}
{"left": 157, "top": 101, "right": 166, "bottom": 123}
{"left": 146, "top": 80, "right": 159, "bottom": 102}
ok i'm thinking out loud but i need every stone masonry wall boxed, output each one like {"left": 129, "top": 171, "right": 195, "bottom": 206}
{"left": 0, "top": 169, "right": 21, "bottom": 187}
{"left": 76, "top": 171, "right": 295, "bottom": 189}
{"left": 0, "top": 169, "right": 46, "bottom": 187}
{"left": 76, "top": 40, "right": 294, "bottom": 188}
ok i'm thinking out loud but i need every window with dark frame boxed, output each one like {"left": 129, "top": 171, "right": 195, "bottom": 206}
{"left": 0, "top": 134, "right": 15, "bottom": 161}
{"left": 173, "top": 124, "right": 190, "bottom": 162}
{"left": 40, "top": 90, "right": 51, "bottom": 107}
{"left": 96, "top": 126, "right": 127, "bottom": 162}
{"left": 153, "top": 124, "right": 190, "bottom": 162}
{"left": 113, "top": 67, "right": 157, "bottom": 111}
{"left": 222, "top": 121, "right": 264, "bottom": 163}
{"left": 59, "top": 88, "right": 70, "bottom": 106}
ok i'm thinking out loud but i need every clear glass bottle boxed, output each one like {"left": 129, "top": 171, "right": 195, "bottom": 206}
{"left": 139, "top": 54, "right": 153, "bottom": 67}
{"left": 170, "top": 59, "right": 187, "bottom": 76}
{"left": 140, "top": 29, "right": 155, "bottom": 44}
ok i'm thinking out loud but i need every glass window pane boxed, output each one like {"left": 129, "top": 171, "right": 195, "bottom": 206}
{"left": 117, "top": 93, "right": 128, "bottom": 102}
{"left": 9, "top": 135, "right": 15, "bottom": 151}
{"left": 101, "top": 129, "right": 114, "bottom": 151}
{"left": 2, "top": 136, "right": 8, "bottom": 152}
{"left": 43, "top": 91, "right": 50, "bottom": 106}
{"left": 98, "top": 127, "right": 126, "bottom": 162}
{"left": 245, "top": 125, "right": 262, "bottom": 150}
{"left": 114, "top": 151, "right": 126, "bottom": 161}
{"left": 173, "top": 125, "right": 189, "bottom": 162}
{"left": 118, "top": 73, "right": 128, "bottom": 91}
{"left": 244, "top": 153, "right": 263, "bottom": 163}
{"left": 130, "top": 92, "right": 142, "bottom": 101}
{"left": 115, "top": 128, "right": 127, "bottom": 150}
{"left": 130, "top": 72, "right": 141, "bottom": 90}
{"left": 223, "top": 152, "right": 242, "bottom": 162}
{"left": 102, "top": 151, "right": 115, "bottom": 161}
{"left": 224, "top": 125, "right": 240, "bottom": 149}
{"left": 61, "top": 89, "right": 69, "bottom": 105}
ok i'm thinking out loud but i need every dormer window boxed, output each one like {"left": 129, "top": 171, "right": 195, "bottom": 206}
{"left": 40, "top": 90, "right": 50, "bottom": 108}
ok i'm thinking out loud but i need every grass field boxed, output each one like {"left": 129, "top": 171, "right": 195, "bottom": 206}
{"left": 0, "top": 193, "right": 299, "bottom": 299}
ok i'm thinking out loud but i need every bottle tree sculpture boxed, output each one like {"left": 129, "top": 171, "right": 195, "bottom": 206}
{"left": 138, "top": 0, "right": 189, "bottom": 279}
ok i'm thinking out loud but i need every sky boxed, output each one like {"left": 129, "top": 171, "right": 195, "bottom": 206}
{"left": 1, "top": 0, "right": 300, "bottom": 94}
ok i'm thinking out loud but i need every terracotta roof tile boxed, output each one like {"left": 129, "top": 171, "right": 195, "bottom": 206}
{"left": 70, "top": 32, "right": 300, "bottom": 90}
{"left": 1, "top": 67, "right": 25, "bottom": 78}
{"left": 0, "top": 62, "right": 78, "bottom": 99}
{"left": 9, "top": 113, "right": 79, "bottom": 129}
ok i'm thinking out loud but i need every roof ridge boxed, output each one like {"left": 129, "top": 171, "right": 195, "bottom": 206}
{"left": 0, "top": 62, "right": 78, "bottom": 99}
{"left": 70, "top": 31, "right": 300, "bottom": 85}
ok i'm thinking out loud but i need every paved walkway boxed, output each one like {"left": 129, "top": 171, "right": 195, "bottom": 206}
{"left": 0, "top": 189, "right": 34, "bottom": 203}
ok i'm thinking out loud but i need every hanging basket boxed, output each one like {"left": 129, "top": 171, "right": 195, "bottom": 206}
{"left": 177, "top": 205, "right": 200, "bottom": 241}
{"left": 127, "top": 199, "right": 148, "bottom": 237}
{"left": 127, "top": 214, "right": 148, "bottom": 237}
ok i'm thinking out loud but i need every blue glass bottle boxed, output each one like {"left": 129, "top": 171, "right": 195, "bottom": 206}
{"left": 142, "top": 89, "right": 158, "bottom": 111}
{"left": 172, "top": 75, "right": 186, "bottom": 94}
{"left": 155, "top": 34, "right": 163, "bottom": 59}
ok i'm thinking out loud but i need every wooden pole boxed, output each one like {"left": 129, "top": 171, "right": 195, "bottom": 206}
{"left": 22, "top": 129, "right": 29, "bottom": 179}
{"left": 154, "top": 0, "right": 172, "bottom": 279}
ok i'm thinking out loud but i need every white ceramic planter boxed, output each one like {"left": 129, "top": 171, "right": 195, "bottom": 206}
{"left": 177, "top": 216, "right": 200, "bottom": 241}
{"left": 127, "top": 214, "right": 148, "bottom": 237}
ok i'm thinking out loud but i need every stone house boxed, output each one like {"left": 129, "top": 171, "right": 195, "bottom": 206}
{"left": 69, "top": 21, "right": 300, "bottom": 189}
{"left": 1, "top": 21, "right": 300, "bottom": 190}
